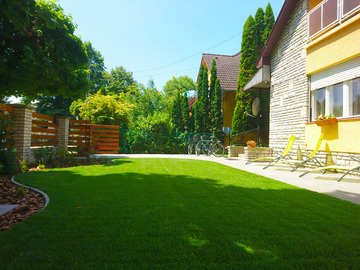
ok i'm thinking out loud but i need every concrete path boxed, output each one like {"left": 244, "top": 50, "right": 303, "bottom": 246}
{"left": 0, "top": 205, "right": 19, "bottom": 216}
{"left": 98, "top": 154, "right": 360, "bottom": 205}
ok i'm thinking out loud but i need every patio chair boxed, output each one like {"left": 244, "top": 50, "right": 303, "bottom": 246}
{"left": 245, "top": 135, "right": 296, "bottom": 170}
{"left": 299, "top": 155, "right": 360, "bottom": 182}
{"left": 270, "top": 134, "right": 324, "bottom": 172}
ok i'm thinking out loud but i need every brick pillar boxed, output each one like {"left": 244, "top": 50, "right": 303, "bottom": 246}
{"left": 11, "top": 104, "right": 34, "bottom": 160}
{"left": 55, "top": 116, "right": 69, "bottom": 150}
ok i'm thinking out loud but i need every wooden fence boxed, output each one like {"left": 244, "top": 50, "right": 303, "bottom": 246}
{"left": 68, "top": 120, "right": 119, "bottom": 155}
{"left": 31, "top": 112, "right": 57, "bottom": 147}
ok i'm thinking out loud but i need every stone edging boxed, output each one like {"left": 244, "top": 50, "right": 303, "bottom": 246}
{"left": 11, "top": 176, "right": 50, "bottom": 211}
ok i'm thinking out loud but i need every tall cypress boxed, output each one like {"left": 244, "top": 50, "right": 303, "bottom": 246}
{"left": 209, "top": 59, "right": 217, "bottom": 112}
{"left": 254, "top": 7, "right": 265, "bottom": 54}
{"left": 231, "top": 15, "right": 259, "bottom": 138}
{"left": 262, "top": 3, "right": 275, "bottom": 45}
{"left": 201, "top": 67, "right": 210, "bottom": 132}
{"left": 171, "top": 91, "right": 182, "bottom": 132}
{"left": 181, "top": 94, "right": 190, "bottom": 132}
{"left": 211, "top": 78, "right": 223, "bottom": 140}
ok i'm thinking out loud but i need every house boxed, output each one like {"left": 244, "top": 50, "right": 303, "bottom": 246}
{"left": 198, "top": 52, "right": 241, "bottom": 145}
{"left": 244, "top": 0, "right": 360, "bottom": 165}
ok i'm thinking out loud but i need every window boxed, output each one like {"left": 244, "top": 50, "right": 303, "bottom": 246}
{"left": 329, "top": 83, "right": 343, "bottom": 117}
{"left": 349, "top": 78, "right": 360, "bottom": 116}
{"left": 308, "top": 0, "right": 360, "bottom": 38}
{"left": 311, "top": 78, "right": 360, "bottom": 121}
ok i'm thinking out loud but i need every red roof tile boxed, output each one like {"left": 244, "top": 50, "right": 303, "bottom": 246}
{"left": 200, "top": 52, "right": 241, "bottom": 91}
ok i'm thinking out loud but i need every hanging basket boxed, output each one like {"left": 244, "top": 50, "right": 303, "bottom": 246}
{"left": 315, "top": 117, "right": 337, "bottom": 126}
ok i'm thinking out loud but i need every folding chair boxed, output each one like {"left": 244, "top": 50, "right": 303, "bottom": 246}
{"left": 245, "top": 135, "right": 296, "bottom": 170}
{"left": 271, "top": 134, "right": 324, "bottom": 172}
{"left": 299, "top": 155, "right": 360, "bottom": 182}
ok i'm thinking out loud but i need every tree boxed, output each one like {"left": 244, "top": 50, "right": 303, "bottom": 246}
{"left": 231, "top": 15, "right": 259, "bottom": 137}
{"left": 195, "top": 66, "right": 210, "bottom": 133}
{"left": 0, "top": 0, "right": 89, "bottom": 99}
{"left": 163, "top": 75, "right": 197, "bottom": 100}
{"left": 254, "top": 7, "right": 265, "bottom": 54}
{"left": 84, "top": 42, "right": 106, "bottom": 94}
{"left": 171, "top": 91, "right": 182, "bottom": 132}
{"left": 209, "top": 59, "right": 217, "bottom": 113}
{"left": 35, "top": 95, "right": 74, "bottom": 118}
{"left": 211, "top": 78, "right": 223, "bottom": 140}
{"left": 262, "top": 3, "right": 275, "bottom": 46}
{"left": 105, "top": 66, "right": 137, "bottom": 94}
{"left": 181, "top": 94, "right": 190, "bottom": 132}
{"left": 70, "top": 90, "right": 132, "bottom": 129}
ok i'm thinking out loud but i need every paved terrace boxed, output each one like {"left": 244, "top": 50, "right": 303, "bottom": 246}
{"left": 98, "top": 154, "right": 360, "bottom": 205}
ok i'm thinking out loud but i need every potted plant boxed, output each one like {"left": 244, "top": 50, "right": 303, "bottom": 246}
{"left": 246, "top": 140, "right": 256, "bottom": 147}
{"left": 315, "top": 114, "right": 337, "bottom": 126}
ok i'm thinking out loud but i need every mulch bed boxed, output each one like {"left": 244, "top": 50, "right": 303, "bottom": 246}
{"left": 0, "top": 158, "right": 113, "bottom": 232}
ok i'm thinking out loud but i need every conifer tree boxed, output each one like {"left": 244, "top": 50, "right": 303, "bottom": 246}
{"left": 254, "top": 7, "right": 265, "bottom": 54}
{"left": 211, "top": 78, "right": 223, "bottom": 140}
{"left": 209, "top": 59, "right": 217, "bottom": 112}
{"left": 231, "top": 15, "right": 259, "bottom": 138}
{"left": 171, "top": 91, "right": 182, "bottom": 132}
{"left": 262, "top": 3, "right": 275, "bottom": 45}
{"left": 181, "top": 94, "right": 190, "bottom": 132}
{"left": 201, "top": 67, "right": 210, "bottom": 132}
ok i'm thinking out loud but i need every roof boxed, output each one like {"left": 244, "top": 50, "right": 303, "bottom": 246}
{"left": 257, "top": 0, "right": 298, "bottom": 68}
{"left": 200, "top": 52, "right": 241, "bottom": 91}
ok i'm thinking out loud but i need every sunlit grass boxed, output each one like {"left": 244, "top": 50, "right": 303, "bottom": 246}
{"left": 0, "top": 158, "right": 359, "bottom": 269}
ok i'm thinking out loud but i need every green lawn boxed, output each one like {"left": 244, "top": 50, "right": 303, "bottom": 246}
{"left": 1, "top": 158, "right": 360, "bottom": 269}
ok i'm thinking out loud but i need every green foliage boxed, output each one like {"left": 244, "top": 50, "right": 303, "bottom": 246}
{"left": 254, "top": 7, "right": 265, "bottom": 53}
{"left": 84, "top": 41, "right": 106, "bottom": 94}
{"left": 237, "top": 15, "right": 259, "bottom": 94}
{"left": 19, "top": 158, "right": 28, "bottom": 172}
{"left": 195, "top": 66, "right": 210, "bottom": 133}
{"left": 211, "top": 79, "right": 224, "bottom": 140}
{"left": 171, "top": 92, "right": 183, "bottom": 132}
{"left": 0, "top": 0, "right": 90, "bottom": 99}
{"left": 32, "top": 146, "right": 74, "bottom": 167}
{"left": 105, "top": 66, "right": 137, "bottom": 94}
{"left": 209, "top": 59, "right": 217, "bottom": 113}
{"left": 163, "top": 75, "right": 197, "bottom": 100}
{"left": 0, "top": 110, "right": 19, "bottom": 175}
{"left": 17, "top": 186, "right": 26, "bottom": 196}
{"left": 34, "top": 95, "right": 74, "bottom": 118}
{"left": 70, "top": 91, "right": 132, "bottom": 129}
{"left": 262, "top": 3, "right": 275, "bottom": 45}
{"left": 181, "top": 94, "right": 190, "bottom": 132}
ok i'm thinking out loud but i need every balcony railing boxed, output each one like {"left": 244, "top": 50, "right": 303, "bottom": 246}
{"left": 308, "top": 0, "right": 360, "bottom": 39}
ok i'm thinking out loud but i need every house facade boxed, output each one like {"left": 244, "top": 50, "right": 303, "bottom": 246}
{"left": 245, "top": 0, "right": 360, "bottom": 165}
{"left": 198, "top": 52, "right": 240, "bottom": 145}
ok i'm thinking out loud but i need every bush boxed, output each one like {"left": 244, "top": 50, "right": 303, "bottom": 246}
{"left": 0, "top": 148, "right": 19, "bottom": 175}
{"left": 33, "top": 146, "right": 74, "bottom": 167}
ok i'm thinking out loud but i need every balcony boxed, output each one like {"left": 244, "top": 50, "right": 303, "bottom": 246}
{"left": 308, "top": 0, "right": 360, "bottom": 39}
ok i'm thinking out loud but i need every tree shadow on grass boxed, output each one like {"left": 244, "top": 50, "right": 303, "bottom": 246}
{"left": 2, "top": 159, "right": 360, "bottom": 269}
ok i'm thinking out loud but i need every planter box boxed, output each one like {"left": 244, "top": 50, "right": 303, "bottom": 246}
{"left": 315, "top": 117, "right": 337, "bottom": 126}
{"left": 227, "top": 146, "right": 245, "bottom": 157}
{"left": 245, "top": 147, "right": 273, "bottom": 162}
{"left": 247, "top": 142, "right": 256, "bottom": 148}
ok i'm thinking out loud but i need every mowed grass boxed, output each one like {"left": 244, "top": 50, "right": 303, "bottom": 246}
{"left": 1, "top": 158, "right": 360, "bottom": 269}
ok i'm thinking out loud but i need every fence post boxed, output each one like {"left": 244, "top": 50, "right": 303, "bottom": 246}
{"left": 55, "top": 116, "right": 69, "bottom": 150}
{"left": 11, "top": 104, "right": 34, "bottom": 160}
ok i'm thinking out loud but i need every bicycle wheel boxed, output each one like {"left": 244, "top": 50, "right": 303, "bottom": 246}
{"left": 195, "top": 142, "right": 202, "bottom": 156}
{"left": 188, "top": 143, "right": 194, "bottom": 155}
{"left": 211, "top": 142, "right": 225, "bottom": 157}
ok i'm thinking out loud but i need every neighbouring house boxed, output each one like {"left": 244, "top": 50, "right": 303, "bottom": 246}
{"left": 244, "top": 0, "right": 360, "bottom": 165}
{"left": 197, "top": 52, "right": 241, "bottom": 145}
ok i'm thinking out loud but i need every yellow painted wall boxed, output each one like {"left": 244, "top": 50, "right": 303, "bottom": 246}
{"left": 309, "top": 0, "right": 322, "bottom": 10}
{"left": 306, "top": 14, "right": 360, "bottom": 74}
{"left": 222, "top": 91, "right": 236, "bottom": 128}
{"left": 305, "top": 119, "right": 360, "bottom": 153}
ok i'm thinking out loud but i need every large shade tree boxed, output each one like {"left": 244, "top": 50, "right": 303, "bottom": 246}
{"left": 0, "top": 0, "right": 89, "bottom": 99}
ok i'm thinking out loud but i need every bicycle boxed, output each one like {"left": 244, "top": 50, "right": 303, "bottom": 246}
{"left": 188, "top": 135, "right": 197, "bottom": 154}
{"left": 195, "top": 135, "right": 226, "bottom": 157}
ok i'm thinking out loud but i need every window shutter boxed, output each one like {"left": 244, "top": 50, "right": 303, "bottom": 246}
{"left": 310, "top": 55, "right": 360, "bottom": 90}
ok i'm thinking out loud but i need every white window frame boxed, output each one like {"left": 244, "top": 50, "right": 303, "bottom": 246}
{"left": 310, "top": 79, "right": 360, "bottom": 121}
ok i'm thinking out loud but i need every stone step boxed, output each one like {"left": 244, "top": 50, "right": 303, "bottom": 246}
{"left": 238, "top": 154, "right": 245, "bottom": 160}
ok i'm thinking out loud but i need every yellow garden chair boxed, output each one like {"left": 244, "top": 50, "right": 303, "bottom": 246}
{"left": 271, "top": 134, "right": 324, "bottom": 172}
{"left": 246, "top": 135, "right": 296, "bottom": 169}
{"left": 300, "top": 155, "right": 360, "bottom": 182}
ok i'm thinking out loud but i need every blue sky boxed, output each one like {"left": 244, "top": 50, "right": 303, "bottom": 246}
{"left": 57, "top": 0, "right": 285, "bottom": 90}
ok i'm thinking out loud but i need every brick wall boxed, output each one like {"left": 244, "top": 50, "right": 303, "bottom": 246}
{"left": 269, "top": 0, "right": 308, "bottom": 155}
